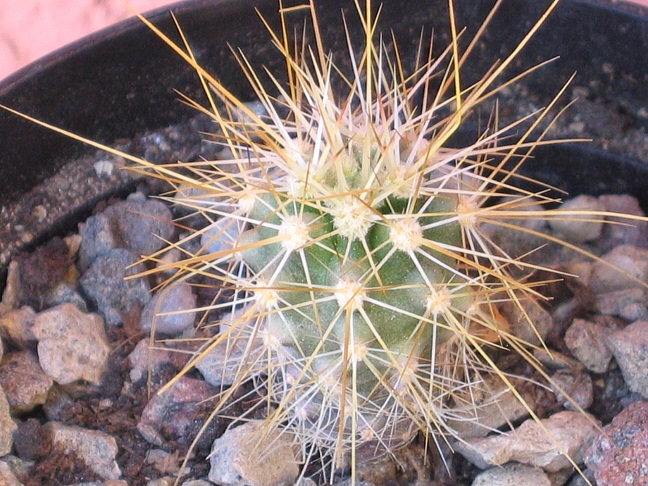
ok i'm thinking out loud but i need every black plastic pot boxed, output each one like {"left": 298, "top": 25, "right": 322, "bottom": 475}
{"left": 1, "top": 0, "right": 647, "bottom": 278}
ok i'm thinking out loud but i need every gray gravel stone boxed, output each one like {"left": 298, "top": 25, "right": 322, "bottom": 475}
{"left": 79, "top": 198, "right": 175, "bottom": 270}
{"left": 598, "top": 195, "right": 648, "bottom": 252}
{"left": 139, "top": 282, "right": 197, "bottom": 336}
{"left": 564, "top": 317, "right": 620, "bottom": 373}
{"left": 127, "top": 338, "right": 174, "bottom": 383}
{"left": 607, "top": 321, "right": 648, "bottom": 398}
{"left": 79, "top": 248, "right": 150, "bottom": 326}
{"left": 595, "top": 288, "right": 648, "bottom": 322}
{"left": 194, "top": 309, "right": 264, "bottom": 387}
{"left": 44, "top": 421, "right": 121, "bottom": 480}
{"left": 0, "top": 351, "right": 53, "bottom": 413}
{"left": 454, "top": 411, "right": 600, "bottom": 473}
{"left": 472, "top": 464, "right": 551, "bottom": 486}
{"left": 448, "top": 380, "right": 534, "bottom": 439}
{"left": 499, "top": 298, "right": 554, "bottom": 346}
{"left": 209, "top": 420, "right": 300, "bottom": 486}
{"left": 32, "top": 303, "right": 110, "bottom": 385}
{"left": 549, "top": 195, "right": 605, "bottom": 243}
{"left": 589, "top": 245, "right": 648, "bottom": 294}
{"left": 137, "top": 377, "right": 219, "bottom": 448}
{"left": 550, "top": 369, "right": 593, "bottom": 411}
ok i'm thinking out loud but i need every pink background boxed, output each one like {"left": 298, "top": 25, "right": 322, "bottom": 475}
{"left": 1, "top": 0, "right": 648, "bottom": 81}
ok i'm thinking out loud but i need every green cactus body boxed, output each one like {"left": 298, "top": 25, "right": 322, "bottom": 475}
{"left": 230, "top": 132, "right": 474, "bottom": 453}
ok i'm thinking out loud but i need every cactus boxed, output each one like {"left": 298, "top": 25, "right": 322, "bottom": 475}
{"left": 3, "top": 0, "right": 647, "bottom": 484}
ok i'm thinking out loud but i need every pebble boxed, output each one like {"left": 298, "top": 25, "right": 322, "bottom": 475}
{"left": 548, "top": 195, "right": 605, "bottom": 243}
{"left": 0, "top": 305, "right": 37, "bottom": 350}
{"left": 598, "top": 195, "right": 648, "bottom": 252}
{"left": 79, "top": 198, "right": 175, "bottom": 270}
{"left": 607, "top": 321, "right": 648, "bottom": 398}
{"left": 0, "top": 385, "right": 17, "bottom": 456}
{"left": 499, "top": 298, "right": 554, "bottom": 346}
{"left": 550, "top": 369, "right": 593, "bottom": 411}
{"left": 209, "top": 420, "right": 300, "bottom": 486}
{"left": 32, "top": 303, "right": 111, "bottom": 385}
{"left": 447, "top": 381, "right": 534, "bottom": 439}
{"left": 564, "top": 317, "right": 620, "bottom": 373}
{"left": 44, "top": 281, "right": 88, "bottom": 313}
{"left": 200, "top": 217, "right": 243, "bottom": 255}
{"left": 584, "top": 400, "right": 648, "bottom": 486}
{"left": 0, "top": 460, "right": 21, "bottom": 486}
{"left": 127, "top": 338, "right": 174, "bottom": 383}
{"left": 137, "top": 376, "right": 220, "bottom": 448}
{"left": 44, "top": 421, "right": 121, "bottom": 480}
{"left": 472, "top": 463, "right": 551, "bottom": 486}
{"left": 454, "top": 411, "right": 600, "bottom": 473}
{"left": 79, "top": 248, "right": 151, "bottom": 327}
{"left": 194, "top": 309, "right": 263, "bottom": 387}
{"left": 0, "top": 351, "right": 53, "bottom": 413}
{"left": 588, "top": 245, "right": 648, "bottom": 294}
{"left": 595, "top": 287, "right": 648, "bottom": 322}
{"left": 139, "top": 282, "right": 197, "bottom": 336}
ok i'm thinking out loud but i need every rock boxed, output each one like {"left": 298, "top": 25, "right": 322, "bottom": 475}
{"left": 13, "top": 418, "right": 46, "bottom": 461}
{"left": 0, "top": 460, "right": 22, "bottom": 486}
{"left": 0, "top": 305, "right": 37, "bottom": 350}
{"left": 549, "top": 195, "right": 605, "bottom": 243}
{"left": 145, "top": 449, "right": 184, "bottom": 476}
{"left": 78, "top": 214, "right": 122, "bottom": 271}
{"left": 584, "top": 400, "right": 648, "bottom": 486}
{"left": 607, "top": 321, "right": 648, "bottom": 398}
{"left": 472, "top": 464, "right": 551, "bottom": 486}
{"left": 448, "top": 380, "right": 534, "bottom": 439}
{"left": 209, "top": 420, "right": 300, "bottom": 486}
{"left": 139, "top": 283, "right": 197, "bottom": 335}
{"left": 588, "top": 245, "right": 648, "bottom": 294}
{"left": 0, "top": 351, "right": 53, "bottom": 413}
{"left": 454, "top": 411, "right": 600, "bottom": 473}
{"left": 598, "top": 195, "right": 648, "bottom": 252}
{"left": 32, "top": 303, "right": 111, "bottom": 385}
{"left": 564, "top": 317, "right": 620, "bottom": 373}
{"left": 499, "top": 298, "right": 554, "bottom": 346}
{"left": 44, "top": 282, "right": 88, "bottom": 313}
{"left": 79, "top": 248, "right": 150, "bottom": 327}
{"left": 194, "top": 309, "right": 264, "bottom": 387}
{"left": 0, "top": 385, "right": 17, "bottom": 456}
{"left": 137, "top": 377, "right": 221, "bottom": 448}
{"left": 127, "top": 338, "right": 174, "bottom": 383}
{"left": 533, "top": 348, "right": 582, "bottom": 370}
{"left": 44, "top": 421, "right": 121, "bottom": 480}
{"left": 595, "top": 288, "right": 648, "bottom": 322}
{"left": 14, "top": 237, "right": 73, "bottom": 311}
{"left": 79, "top": 198, "right": 175, "bottom": 270}
{"left": 200, "top": 217, "right": 243, "bottom": 255}
{"left": 550, "top": 369, "right": 593, "bottom": 411}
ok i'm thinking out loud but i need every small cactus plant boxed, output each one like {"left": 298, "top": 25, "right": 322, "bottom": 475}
{"left": 3, "top": 0, "right": 647, "bottom": 484}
